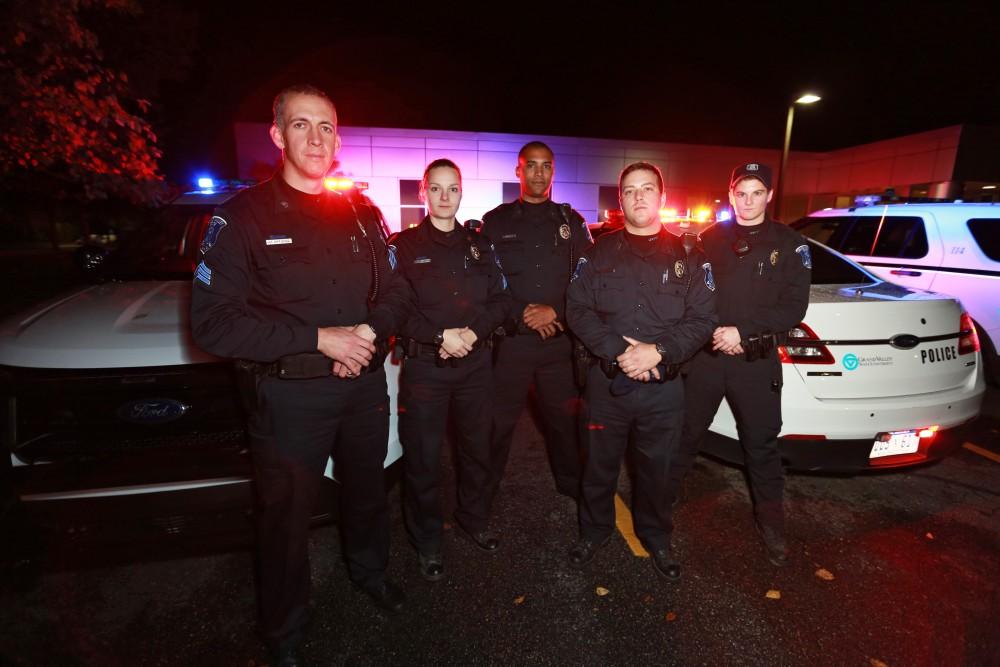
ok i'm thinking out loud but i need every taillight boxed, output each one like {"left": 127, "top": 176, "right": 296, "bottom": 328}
{"left": 778, "top": 323, "right": 834, "bottom": 364}
{"left": 958, "top": 313, "right": 980, "bottom": 355}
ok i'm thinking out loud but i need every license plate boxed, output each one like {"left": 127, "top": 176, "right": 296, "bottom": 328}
{"left": 870, "top": 430, "right": 921, "bottom": 458}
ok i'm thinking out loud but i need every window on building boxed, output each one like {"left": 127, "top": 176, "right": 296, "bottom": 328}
{"left": 967, "top": 219, "right": 1000, "bottom": 261}
{"left": 400, "top": 179, "right": 425, "bottom": 229}
{"left": 502, "top": 182, "right": 520, "bottom": 203}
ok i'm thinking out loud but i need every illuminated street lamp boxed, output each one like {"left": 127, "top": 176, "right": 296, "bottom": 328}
{"left": 775, "top": 93, "right": 821, "bottom": 220}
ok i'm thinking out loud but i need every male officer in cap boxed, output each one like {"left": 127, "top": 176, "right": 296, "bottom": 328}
{"left": 481, "top": 141, "right": 593, "bottom": 504}
{"left": 191, "top": 84, "right": 412, "bottom": 665}
{"left": 565, "top": 162, "right": 716, "bottom": 579}
{"left": 664, "top": 162, "right": 811, "bottom": 568}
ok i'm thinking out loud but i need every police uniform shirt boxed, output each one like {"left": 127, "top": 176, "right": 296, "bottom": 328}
{"left": 389, "top": 218, "right": 511, "bottom": 343}
{"left": 567, "top": 228, "right": 718, "bottom": 363}
{"left": 190, "top": 176, "right": 411, "bottom": 362}
{"left": 700, "top": 217, "right": 811, "bottom": 341}
{"left": 481, "top": 200, "right": 593, "bottom": 328}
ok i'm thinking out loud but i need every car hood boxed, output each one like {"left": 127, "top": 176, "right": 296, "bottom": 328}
{"left": 0, "top": 280, "right": 219, "bottom": 369}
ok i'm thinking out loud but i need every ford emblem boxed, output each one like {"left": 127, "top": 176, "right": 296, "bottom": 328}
{"left": 890, "top": 333, "right": 920, "bottom": 350}
{"left": 117, "top": 398, "right": 190, "bottom": 424}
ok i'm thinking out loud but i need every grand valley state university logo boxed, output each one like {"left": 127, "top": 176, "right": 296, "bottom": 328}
{"left": 842, "top": 352, "right": 893, "bottom": 371}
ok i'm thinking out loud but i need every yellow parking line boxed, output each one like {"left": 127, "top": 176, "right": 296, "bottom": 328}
{"left": 614, "top": 494, "right": 649, "bottom": 558}
{"left": 963, "top": 442, "right": 1000, "bottom": 464}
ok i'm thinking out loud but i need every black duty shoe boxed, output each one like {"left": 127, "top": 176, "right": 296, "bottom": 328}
{"left": 567, "top": 535, "right": 611, "bottom": 568}
{"left": 355, "top": 579, "right": 406, "bottom": 614}
{"left": 755, "top": 521, "right": 788, "bottom": 567}
{"left": 418, "top": 552, "right": 445, "bottom": 582}
{"left": 455, "top": 523, "right": 500, "bottom": 553}
{"left": 650, "top": 547, "right": 681, "bottom": 581}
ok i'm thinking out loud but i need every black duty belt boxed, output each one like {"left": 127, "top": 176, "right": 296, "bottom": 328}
{"left": 401, "top": 337, "right": 490, "bottom": 368}
{"left": 237, "top": 344, "right": 389, "bottom": 380}
{"left": 598, "top": 358, "right": 678, "bottom": 381}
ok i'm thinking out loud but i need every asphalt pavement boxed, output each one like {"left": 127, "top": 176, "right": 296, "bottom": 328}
{"left": 1, "top": 389, "right": 998, "bottom": 666}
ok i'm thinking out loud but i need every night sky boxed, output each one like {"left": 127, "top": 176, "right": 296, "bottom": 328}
{"left": 150, "top": 1, "right": 1000, "bottom": 182}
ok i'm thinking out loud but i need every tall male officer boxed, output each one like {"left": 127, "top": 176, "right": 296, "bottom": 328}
{"left": 191, "top": 84, "right": 412, "bottom": 665}
{"left": 566, "top": 162, "right": 717, "bottom": 579}
{"left": 664, "top": 162, "right": 811, "bottom": 567}
{"left": 390, "top": 159, "right": 511, "bottom": 581}
{"left": 481, "top": 141, "right": 593, "bottom": 504}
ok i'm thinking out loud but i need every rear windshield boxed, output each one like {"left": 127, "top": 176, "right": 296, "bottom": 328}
{"left": 967, "top": 218, "right": 1000, "bottom": 262}
{"left": 795, "top": 215, "right": 928, "bottom": 259}
{"left": 808, "top": 239, "right": 876, "bottom": 285}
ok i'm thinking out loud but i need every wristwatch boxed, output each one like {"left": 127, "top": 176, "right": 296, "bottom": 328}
{"left": 654, "top": 342, "right": 668, "bottom": 362}
{"left": 433, "top": 330, "right": 445, "bottom": 346}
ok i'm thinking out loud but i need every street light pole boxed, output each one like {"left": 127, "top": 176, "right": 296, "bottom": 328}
{"left": 774, "top": 93, "right": 820, "bottom": 221}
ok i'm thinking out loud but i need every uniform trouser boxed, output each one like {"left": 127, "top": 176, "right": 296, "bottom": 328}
{"left": 578, "top": 366, "right": 684, "bottom": 551}
{"left": 665, "top": 349, "right": 784, "bottom": 535}
{"left": 248, "top": 370, "right": 390, "bottom": 651}
{"left": 488, "top": 333, "right": 582, "bottom": 503}
{"left": 399, "top": 349, "right": 493, "bottom": 554}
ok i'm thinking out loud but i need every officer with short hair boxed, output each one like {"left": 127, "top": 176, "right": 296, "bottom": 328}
{"left": 190, "top": 84, "right": 412, "bottom": 665}
{"left": 481, "top": 141, "right": 593, "bottom": 504}
{"left": 664, "top": 162, "right": 811, "bottom": 568}
{"left": 390, "top": 158, "right": 511, "bottom": 582}
{"left": 565, "top": 161, "right": 717, "bottom": 579}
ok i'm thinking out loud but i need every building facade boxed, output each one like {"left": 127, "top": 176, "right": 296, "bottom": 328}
{"left": 234, "top": 123, "right": 998, "bottom": 232}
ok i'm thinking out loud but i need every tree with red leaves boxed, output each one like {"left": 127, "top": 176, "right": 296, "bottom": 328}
{"left": 0, "top": 0, "right": 164, "bottom": 207}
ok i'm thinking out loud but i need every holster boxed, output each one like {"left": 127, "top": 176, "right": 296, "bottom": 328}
{"left": 572, "top": 337, "right": 594, "bottom": 389}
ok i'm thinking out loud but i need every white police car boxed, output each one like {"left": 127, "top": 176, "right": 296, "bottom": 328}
{"left": 701, "top": 238, "right": 985, "bottom": 472}
{"left": 0, "top": 181, "right": 402, "bottom": 533}
{"left": 794, "top": 203, "right": 1000, "bottom": 384}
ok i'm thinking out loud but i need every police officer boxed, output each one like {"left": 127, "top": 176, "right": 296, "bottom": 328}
{"left": 390, "top": 159, "right": 511, "bottom": 581}
{"left": 190, "top": 85, "right": 412, "bottom": 665}
{"left": 565, "top": 162, "right": 717, "bottom": 579}
{"left": 481, "top": 141, "right": 593, "bottom": 503}
{"left": 664, "top": 162, "right": 811, "bottom": 567}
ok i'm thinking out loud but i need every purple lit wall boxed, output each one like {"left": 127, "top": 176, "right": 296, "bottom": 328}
{"left": 233, "top": 123, "right": 962, "bottom": 229}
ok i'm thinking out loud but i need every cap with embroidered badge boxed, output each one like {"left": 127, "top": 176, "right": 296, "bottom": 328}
{"left": 730, "top": 162, "right": 773, "bottom": 190}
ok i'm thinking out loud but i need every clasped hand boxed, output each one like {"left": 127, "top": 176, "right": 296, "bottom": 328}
{"left": 616, "top": 336, "right": 662, "bottom": 382}
{"left": 318, "top": 324, "right": 376, "bottom": 379}
{"left": 711, "top": 326, "right": 744, "bottom": 355}
{"left": 439, "top": 327, "right": 477, "bottom": 359}
{"left": 522, "top": 303, "right": 564, "bottom": 340}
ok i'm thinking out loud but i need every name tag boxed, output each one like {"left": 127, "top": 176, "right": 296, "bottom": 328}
{"left": 414, "top": 257, "right": 432, "bottom": 264}
{"left": 265, "top": 236, "right": 293, "bottom": 246}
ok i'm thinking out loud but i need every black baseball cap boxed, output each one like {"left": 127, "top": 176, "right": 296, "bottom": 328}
{"left": 730, "top": 162, "right": 773, "bottom": 190}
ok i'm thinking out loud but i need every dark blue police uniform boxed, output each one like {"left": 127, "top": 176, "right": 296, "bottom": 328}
{"left": 190, "top": 175, "right": 411, "bottom": 652}
{"left": 389, "top": 218, "right": 511, "bottom": 564}
{"left": 567, "top": 228, "right": 717, "bottom": 565}
{"left": 665, "top": 216, "right": 810, "bottom": 558}
{"left": 481, "top": 199, "right": 592, "bottom": 502}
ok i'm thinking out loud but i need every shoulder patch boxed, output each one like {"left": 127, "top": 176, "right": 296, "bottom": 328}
{"left": 387, "top": 244, "right": 398, "bottom": 271}
{"left": 571, "top": 256, "right": 588, "bottom": 282}
{"left": 795, "top": 244, "right": 812, "bottom": 269}
{"left": 702, "top": 262, "right": 716, "bottom": 291}
{"left": 195, "top": 261, "right": 212, "bottom": 286}
{"left": 200, "top": 216, "right": 227, "bottom": 255}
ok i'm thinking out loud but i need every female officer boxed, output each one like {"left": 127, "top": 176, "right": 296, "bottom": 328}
{"left": 389, "top": 159, "right": 511, "bottom": 581}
